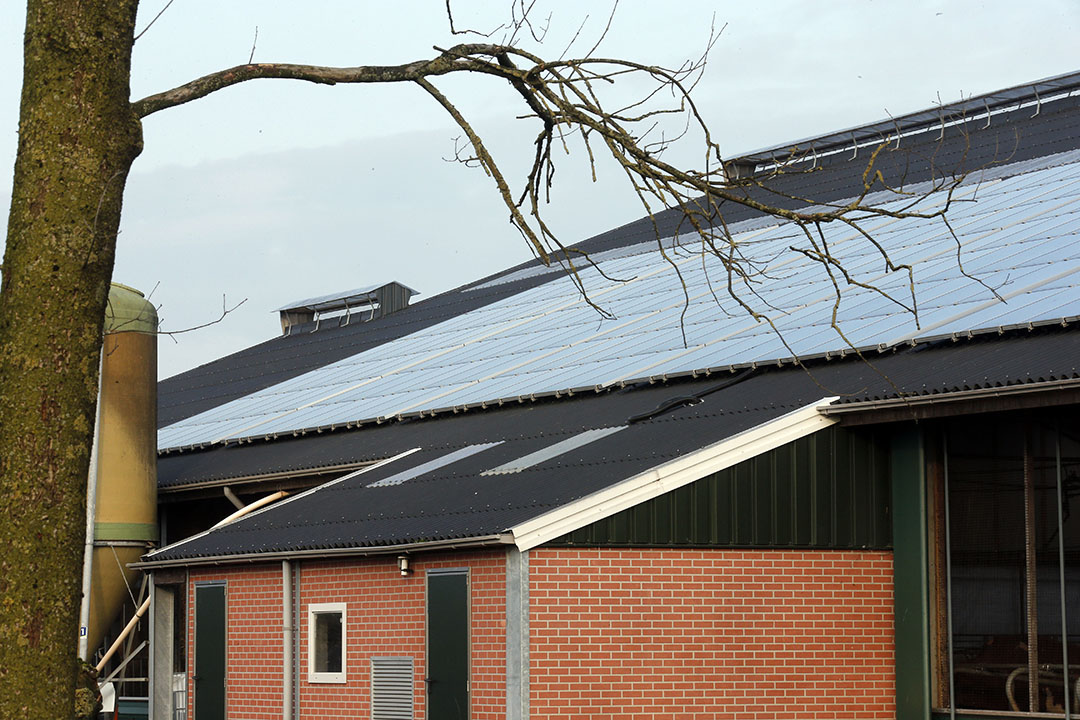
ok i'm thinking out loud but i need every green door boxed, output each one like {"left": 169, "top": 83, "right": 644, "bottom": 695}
{"left": 194, "top": 584, "right": 226, "bottom": 720}
{"left": 427, "top": 572, "right": 468, "bottom": 720}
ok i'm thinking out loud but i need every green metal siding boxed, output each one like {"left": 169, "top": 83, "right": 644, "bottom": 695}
{"left": 549, "top": 425, "right": 892, "bottom": 549}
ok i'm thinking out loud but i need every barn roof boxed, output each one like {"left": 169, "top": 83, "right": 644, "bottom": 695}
{"left": 144, "top": 71, "right": 1080, "bottom": 566}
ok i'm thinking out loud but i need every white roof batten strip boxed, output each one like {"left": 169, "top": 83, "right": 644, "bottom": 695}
{"left": 162, "top": 243, "right": 687, "bottom": 449}
{"left": 200, "top": 257, "right": 672, "bottom": 445}
{"left": 901, "top": 264, "right": 1080, "bottom": 344}
{"left": 480, "top": 427, "right": 626, "bottom": 476}
{"left": 598, "top": 194, "right": 966, "bottom": 383}
{"left": 477, "top": 225, "right": 830, "bottom": 393}
{"left": 366, "top": 442, "right": 503, "bottom": 488}
{"left": 381, "top": 312, "right": 665, "bottom": 420}
{"left": 508, "top": 397, "right": 840, "bottom": 552}
{"left": 885, "top": 203, "right": 1080, "bottom": 346}
{"left": 206, "top": 309, "right": 566, "bottom": 444}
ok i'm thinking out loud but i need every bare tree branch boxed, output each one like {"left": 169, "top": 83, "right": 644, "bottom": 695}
{"left": 131, "top": 37, "right": 979, "bottom": 354}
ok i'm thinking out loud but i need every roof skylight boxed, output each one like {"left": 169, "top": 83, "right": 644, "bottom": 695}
{"left": 366, "top": 442, "right": 502, "bottom": 488}
{"left": 481, "top": 426, "right": 625, "bottom": 476}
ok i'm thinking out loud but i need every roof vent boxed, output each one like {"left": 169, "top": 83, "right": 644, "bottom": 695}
{"left": 723, "top": 159, "right": 758, "bottom": 180}
{"left": 276, "top": 282, "right": 418, "bottom": 335}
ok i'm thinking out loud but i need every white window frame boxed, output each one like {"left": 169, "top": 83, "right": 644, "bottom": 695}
{"left": 308, "top": 602, "right": 347, "bottom": 684}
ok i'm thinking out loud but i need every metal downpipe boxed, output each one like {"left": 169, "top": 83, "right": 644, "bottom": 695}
{"left": 283, "top": 560, "right": 293, "bottom": 720}
{"left": 78, "top": 350, "right": 104, "bottom": 660}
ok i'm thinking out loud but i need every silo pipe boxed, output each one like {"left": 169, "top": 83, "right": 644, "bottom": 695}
{"left": 212, "top": 491, "right": 289, "bottom": 529}
{"left": 96, "top": 595, "right": 151, "bottom": 673}
{"left": 78, "top": 351, "right": 104, "bottom": 660}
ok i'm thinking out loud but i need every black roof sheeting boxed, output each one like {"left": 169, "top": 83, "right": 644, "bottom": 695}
{"left": 158, "top": 324, "right": 1080, "bottom": 490}
{"left": 149, "top": 379, "right": 817, "bottom": 561}
{"left": 151, "top": 324, "right": 1080, "bottom": 561}
{"left": 158, "top": 92, "right": 1080, "bottom": 429}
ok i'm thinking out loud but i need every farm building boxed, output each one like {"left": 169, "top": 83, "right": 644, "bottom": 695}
{"left": 137, "top": 71, "right": 1080, "bottom": 720}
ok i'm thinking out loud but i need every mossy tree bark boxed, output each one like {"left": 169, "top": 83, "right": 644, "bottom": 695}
{"left": 0, "top": 2, "right": 141, "bottom": 718}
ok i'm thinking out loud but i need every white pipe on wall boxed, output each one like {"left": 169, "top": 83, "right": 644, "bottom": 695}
{"left": 78, "top": 350, "right": 104, "bottom": 660}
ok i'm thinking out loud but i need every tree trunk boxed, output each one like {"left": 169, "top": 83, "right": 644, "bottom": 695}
{"left": 0, "top": 2, "right": 141, "bottom": 718}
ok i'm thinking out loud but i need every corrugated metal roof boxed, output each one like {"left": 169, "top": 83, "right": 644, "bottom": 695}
{"left": 158, "top": 325, "right": 1080, "bottom": 490}
{"left": 158, "top": 144, "right": 1080, "bottom": 451}
{"left": 150, "top": 324, "right": 1080, "bottom": 560}
{"left": 148, "top": 384, "right": 826, "bottom": 560}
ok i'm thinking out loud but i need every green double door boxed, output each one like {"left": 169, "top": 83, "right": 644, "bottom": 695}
{"left": 194, "top": 584, "right": 226, "bottom": 720}
{"left": 427, "top": 572, "right": 469, "bottom": 720}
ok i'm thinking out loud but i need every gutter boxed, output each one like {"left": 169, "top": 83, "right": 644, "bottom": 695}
{"left": 158, "top": 460, "right": 381, "bottom": 494}
{"left": 820, "top": 377, "right": 1080, "bottom": 416}
{"left": 132, "top": 533, "right": 514, "bottom": 570}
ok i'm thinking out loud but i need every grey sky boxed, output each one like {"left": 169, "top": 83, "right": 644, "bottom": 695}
{"left": 2, "top": 1, "right": 1078, "bottom": 378}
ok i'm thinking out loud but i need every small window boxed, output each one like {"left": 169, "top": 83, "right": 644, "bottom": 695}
{"left": 308, "top": 603, "right": 346, "bottom": 683}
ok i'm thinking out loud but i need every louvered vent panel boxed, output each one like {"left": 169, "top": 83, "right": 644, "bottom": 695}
{"left": 371, "top": 656, "right": 414, "bottom": 720}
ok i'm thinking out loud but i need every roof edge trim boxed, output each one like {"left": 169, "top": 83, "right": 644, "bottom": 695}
{"left": 133, "top": 533, "right": 513, "bottom": 570}
{"left": 735, "top": 69, "right": 1080, "bottom": 166}
{"left": 509, "top": 397, "right": 839, "bottom": 552}
{"left": 821, "top": 376, "right": 1080, "bottom": 416}
{"left": 159, "top": 459, "right": 384, "bottom": 493}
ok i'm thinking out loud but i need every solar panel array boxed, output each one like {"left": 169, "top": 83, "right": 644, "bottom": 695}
{"left": 159, "top": 150, "right": 1080, "bottom": 450}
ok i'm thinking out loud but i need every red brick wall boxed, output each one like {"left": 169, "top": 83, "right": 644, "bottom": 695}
{"left": 186, "top": 550, "right": 506, "bottom": 719}
{"left": 184, "top": 547, "right": 894, "bottom": 719}
{"left": 528, "top": 548, "right": 894, "bottom": 720}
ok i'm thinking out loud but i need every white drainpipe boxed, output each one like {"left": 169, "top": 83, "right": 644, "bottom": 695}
{"left": 283, "top": 560, "right": 293, "bottom": 720}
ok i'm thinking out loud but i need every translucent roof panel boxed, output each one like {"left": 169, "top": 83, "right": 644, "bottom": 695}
{"left": 159, "top": 152, "right": 1080, "bottom": 450}
{"left": 367, "top": 443, "right": 502, "bottom": 488}
{"left": 481, "top": 427, "right": 625, "bottom": 476}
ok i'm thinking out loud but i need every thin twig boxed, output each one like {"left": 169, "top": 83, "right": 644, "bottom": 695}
{"left": 133, "top": 0, "right": 175, "bottom": 43}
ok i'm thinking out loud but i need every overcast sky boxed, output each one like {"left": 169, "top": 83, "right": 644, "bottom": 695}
{"left": 2, "top": 1, "right": 1079, "bottom": 378}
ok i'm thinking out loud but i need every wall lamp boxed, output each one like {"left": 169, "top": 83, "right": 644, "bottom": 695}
{"left": 397, "top": 555, "right": 412, "bottom": 577}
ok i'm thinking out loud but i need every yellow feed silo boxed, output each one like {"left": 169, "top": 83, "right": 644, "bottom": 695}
{"left": 81, "top": 283, "right": 158, "bottom": 656}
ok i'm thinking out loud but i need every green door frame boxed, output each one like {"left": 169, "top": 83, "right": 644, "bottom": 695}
{"left": 892, "top": 425, "right": 932, "bottom": 720}
{"left": 427, "top": 569, "right": 470, "bottom": 720}
{"left": 193, "top": 582, "right": 226, "bottom": 720}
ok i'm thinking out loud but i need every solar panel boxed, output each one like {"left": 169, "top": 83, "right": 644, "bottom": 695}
{"left": 159, "top": 152, "right": 1080, "bottom": 450}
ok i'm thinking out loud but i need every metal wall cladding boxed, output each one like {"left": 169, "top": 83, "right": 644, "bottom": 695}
{"left": 549, "top": 425, "right": 892, "bottom": 550}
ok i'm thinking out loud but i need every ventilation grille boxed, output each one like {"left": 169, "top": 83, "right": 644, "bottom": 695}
{"left": 371, "top": 656, "right": 414, "bottom": 720}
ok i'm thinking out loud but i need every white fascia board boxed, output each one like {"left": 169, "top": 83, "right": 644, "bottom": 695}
{"left": 509, "top": 397, "right": 839, "bottom": 552}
